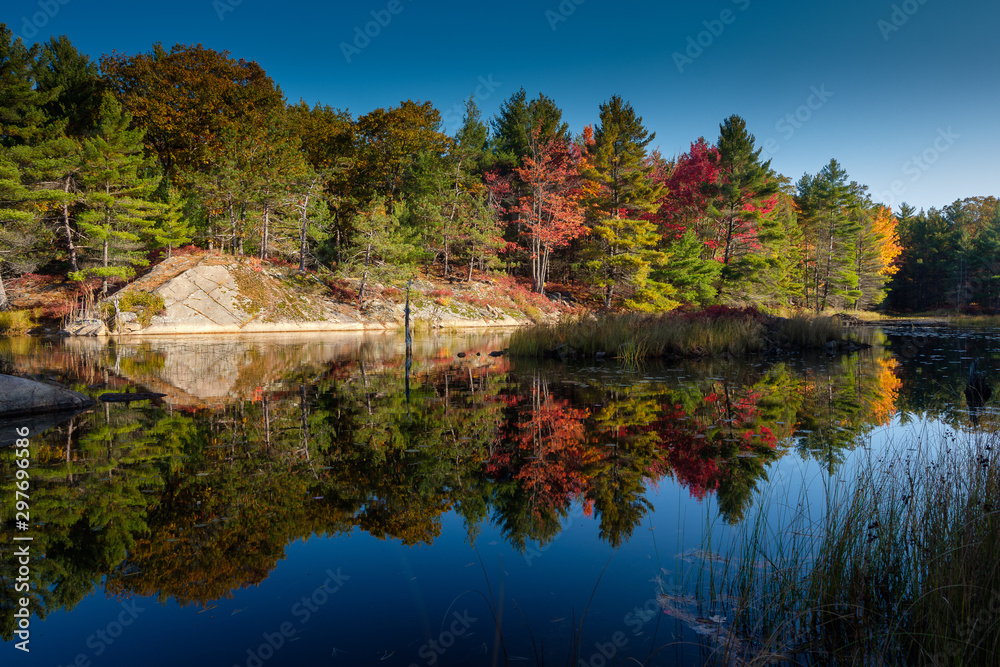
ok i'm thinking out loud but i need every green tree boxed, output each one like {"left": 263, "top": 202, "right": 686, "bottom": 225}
{"left": 706, "top": 115, "right": 778, "bottom": 293}
{"left": 796, "top": 159, "right": 861, "bottom": 312}
{"left": 582, "top": 96, "right": 666, "bottom": 308}
{"left": 72, "top": 93, "right": 162, "bottom": 296}
{"left": 344, "top": 198, "right": 420, "bottom": 303}
{"left": 33, "top": 35, "right": 104, "bottom": 139}
{"left": 657, "top": 229, "right": 719, "bottom": 305}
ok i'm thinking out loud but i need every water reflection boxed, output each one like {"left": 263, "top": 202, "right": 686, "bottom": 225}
{"left": 0, "top": 331, "right": 909, "bottom": 643}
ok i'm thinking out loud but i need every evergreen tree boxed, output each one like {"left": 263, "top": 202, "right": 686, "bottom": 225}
{"left": 706, "top": 115, "right": 778, "bottom": 293}
{"left": 656, "top": 229, "right": 719, "bottom": 305}
{"left": 151, "top": 186, "right": 193, "bottom": 258}
{"left": 796, "top": 159, "right": 861, "bottom": 311}
{"left": 72, "top": 93, "right": 162, "bottom": 296}
{"left": 344, "top": 198, "right": 421, "bottom": 303}
{"left": 33, "top": 35, "right": 104, "bottom": 139}
{"left": 582, "top": 96, "right": 666, "bottom": 308}
{"left": 491, "top": 88, "right": 570, "bottom": 169}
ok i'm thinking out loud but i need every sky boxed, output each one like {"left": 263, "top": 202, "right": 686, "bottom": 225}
{"left": 5, "top": 0, "right": 999, "bottom": 212}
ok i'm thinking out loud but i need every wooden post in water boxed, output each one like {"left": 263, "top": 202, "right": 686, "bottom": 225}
{"left": 404, "top": 279, "right": 412, "bottom": 417}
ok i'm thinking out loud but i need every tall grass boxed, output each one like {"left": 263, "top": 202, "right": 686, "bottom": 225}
{"left": 0, "top": 309, "right": 37, "bottom": 335}
{"left": 949, "top": 314, "right": 1000, "bottom": 328}
{"left": 507, "top": 312, "right": 857, "bottom": 360}
{"left": 700, "top": 428, "right": 1000, "bottom": 665}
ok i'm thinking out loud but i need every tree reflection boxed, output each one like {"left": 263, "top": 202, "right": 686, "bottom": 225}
{"left": 0, "top": 341, "right": 902, "bottom": 630}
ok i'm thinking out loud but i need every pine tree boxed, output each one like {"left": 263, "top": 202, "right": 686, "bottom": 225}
{"left": 151, "top": 186, "right": 193, "bottom": 258}
{"left": 707, "top": 115, "right": 778, "bottom": 294}
{"left": 582, "top": 96, "right": 666, "bottom": 308}
{"left": 656, "top": 230, "right": 719, "bottom": 306}
{"left": 33, "top": 36, "right": 104, "bottom": 139}
{"left": 73, "top": 93, "right": 162, "bottom": 296}
{"left": 0, "top": 150, "right": 43, "bottom": 309}
{"left": 796, "top": 159, "right": 861, "bottom": 312}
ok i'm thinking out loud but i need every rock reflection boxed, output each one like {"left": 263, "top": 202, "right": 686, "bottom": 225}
{"left": 0, "top": 333, "right": 901, "bottom": 633}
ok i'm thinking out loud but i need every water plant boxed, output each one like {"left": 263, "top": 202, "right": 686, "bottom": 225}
{"left": 678, "top": 425, "right": 1000, "bottom": 665}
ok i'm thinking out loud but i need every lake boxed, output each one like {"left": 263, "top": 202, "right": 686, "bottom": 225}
{"left": 0, "top": 324, "right": 995, "bottom": 666}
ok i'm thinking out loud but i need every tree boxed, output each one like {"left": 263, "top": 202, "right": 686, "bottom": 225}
{"left": 853, "top": 203, "right": 901, "bottom": 310}
{"left": 583, "top": 96, "right": 667, "bottom": 308}
{"left": 513, "top": 131, "right": 587, "bottom": 294}
{"left": 657, "top": 137, "right": 720, "bottom": 240}
{"left": 344, "top": 199, "right": 420, "bottom": 303}
{"left": 796, "top": 159, "right": 861, "bottom": 312}
{"left": 353, "top": 100, "right": 451, "bottom": 208}
{"left": 33, "top": 35, "right": 104, "bottom": 139}
{"left": 584, "top": 95, "right": 662, "bottom": 219}
{"left": 706, "top": 115, "right": 778, "bottom": 293}
{"left": 0, "top": 150, "right": 44, "bottom": 309}
{"left": 491, "top": 88, "right": 570, "bottom": 169}
{"left": 656, "top": 230, "right": 719, "bottom": 306}
{"left": 72, "top": 93, "right": 162, "bottom": 296}
{"left": 100, "top": 43, "right": 284, "bottom": 182}
{"left": 585, "top": 216, "right": 676, "bottom": 311}
{"left": 151, "top": 186, "right": 193, "bottom": 258}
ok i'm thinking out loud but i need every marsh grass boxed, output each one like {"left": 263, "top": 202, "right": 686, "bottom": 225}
{"left": 695, "top": 428, "right": 1000, "bottom": 665}
{"left": 949, "top": 314, "right": 1000, "bottom": 328}
{"left": 508, "top": 312, "right": 860, "bottom": 360}
{"left": 0, "top": 308, "right": 37, "bottom": 335}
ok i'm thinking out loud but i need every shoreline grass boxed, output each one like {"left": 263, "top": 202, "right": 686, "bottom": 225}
{"left": 693, "top": 427, "right": 1000, "bottom": 665}
{"left": 507, "top": 310, "right": 869, "bottom": 360}
{"left": 0, "top": 308, "right": 37, "bottom": 335}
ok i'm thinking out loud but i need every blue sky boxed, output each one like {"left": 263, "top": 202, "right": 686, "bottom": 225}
{"left": 6, "top": 0, "right": 998, "bottom": 212}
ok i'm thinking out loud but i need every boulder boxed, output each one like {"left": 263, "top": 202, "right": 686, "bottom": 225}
{"left": 0, "top": 374, "right": 96, "bottom": 418}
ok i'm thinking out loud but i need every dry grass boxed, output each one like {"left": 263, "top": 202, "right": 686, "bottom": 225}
{"left": 0, "top": 309, "right": 37, "bottom": 335}
{"left": 702, "top": 429, "right": 1000, "bottom": 665}
{"left": 507, "top": 311, "right": 859, "bottom": 360}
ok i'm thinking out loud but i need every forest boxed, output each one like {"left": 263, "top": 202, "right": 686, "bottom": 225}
{"left": 1, "top": 28, "right": 998, "bottom": 315}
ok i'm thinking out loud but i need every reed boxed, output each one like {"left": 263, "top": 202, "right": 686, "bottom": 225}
{"left": 698, "top": 427, "right": 1000, "bottom": 665}
{"left": 507, "top": 311, "right": 856, "bottom": 360}
{"left": 0, "top": 308, "right": 37, "bottom": 335}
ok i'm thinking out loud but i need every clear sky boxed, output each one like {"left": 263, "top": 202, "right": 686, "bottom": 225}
{"left": 5, "top": 0, "right": 998, "bottom": 212}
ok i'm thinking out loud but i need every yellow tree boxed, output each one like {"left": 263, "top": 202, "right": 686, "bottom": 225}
{"left": 855, "top": 204, "right": 902, "bottom": 309}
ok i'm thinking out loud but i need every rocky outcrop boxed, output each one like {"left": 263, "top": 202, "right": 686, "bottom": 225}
{"left": 0, "top": 374, "right": 95, "bottom": 417}
{"left": 59, "top": 253, "right": 553, "bottom": 337}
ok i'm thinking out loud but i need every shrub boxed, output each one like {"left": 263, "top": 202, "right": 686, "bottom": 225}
{"left": 0, "top": 309, "right": 37, "bottom": 335}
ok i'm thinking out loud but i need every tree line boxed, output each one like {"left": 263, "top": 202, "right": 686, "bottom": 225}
{"left": 0, "top": 28, "right": 993, "bottom": 313}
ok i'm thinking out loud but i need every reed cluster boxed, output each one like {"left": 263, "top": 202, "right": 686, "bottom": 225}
{"left": 706, "top": 428, "right": 1000, "bottom": 665}
{"left": 507, "top": 311, "right": 857, "bottom": 360}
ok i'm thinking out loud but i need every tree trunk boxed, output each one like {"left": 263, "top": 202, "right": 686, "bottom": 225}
{"left": 299, "top": 193, "right": 311, "bottom": 273}
{"left": 0, "top": 277, "right": 8, "bottom": 311}
{"left": 63, "top": 178, "right": 78, "bottom": 272}
{"left": 260, "top": 205, "right": 270, "bottom": 259}
{"left": 101, "top": 235, "right": 109, "bottom": 297}
{"left": 238, "top": 203, "right": 246, "bottom": 256}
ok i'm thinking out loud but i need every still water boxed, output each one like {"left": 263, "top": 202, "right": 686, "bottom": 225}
{"left": 0, "top": 325, "right": 994, "bottom": 666}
